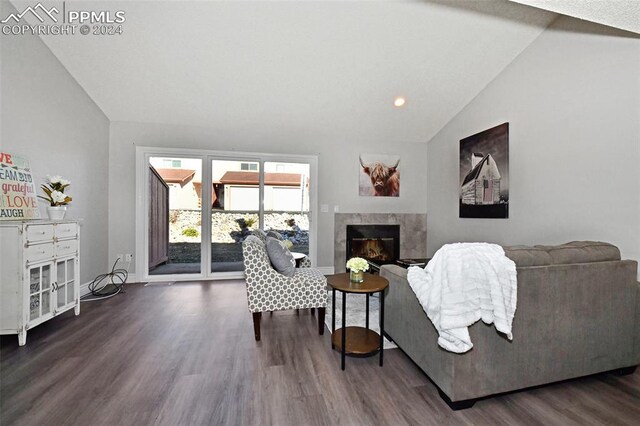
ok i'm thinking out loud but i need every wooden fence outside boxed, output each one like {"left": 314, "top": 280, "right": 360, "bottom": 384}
{"left": 149, "top": 166, "right": 169, "bottom": 269}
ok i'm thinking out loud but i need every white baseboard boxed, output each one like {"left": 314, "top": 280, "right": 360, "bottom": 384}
{"left": 80, "top": 281, "right": 91, "bottom": 297}
{"left": 81, "top": 267, "right": 333, "bottom": 294}
{"left": 80, "top": 273, "right": 138, "bottom": 297}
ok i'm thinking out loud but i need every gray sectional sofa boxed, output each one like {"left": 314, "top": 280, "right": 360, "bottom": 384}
{"left": 380, "top": 241, "right": 640, "bottom": 409}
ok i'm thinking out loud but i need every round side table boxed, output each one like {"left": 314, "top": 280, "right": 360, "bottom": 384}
{"left": 326, "top": 273, "right": 389, "bottom": 371}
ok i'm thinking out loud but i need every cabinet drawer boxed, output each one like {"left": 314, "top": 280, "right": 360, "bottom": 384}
{"left": 55, "top": 223, "right": 77, "bottom": 240}
{"left": 26, "top": 243, "right": 54, "bottom": 263}
{"left": 55, "top": 240, "right": 78, "bottom": 257}
{"left": 26, "top": 225, "right": 54, "bottom": 244}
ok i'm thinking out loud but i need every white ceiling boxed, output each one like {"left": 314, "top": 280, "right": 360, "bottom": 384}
{"left": 509, "top": 0, "right": 640, "bottom": 34}
{"left": 15, "top": 1, "right": 564, "bottom": 143}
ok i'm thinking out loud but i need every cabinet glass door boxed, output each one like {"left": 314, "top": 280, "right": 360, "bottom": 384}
{"left": 55, "top": 258, "right": 76, "bottom": 310}
{"left": 41, "top": 264, "right": 52, "bottom": 316}
{"left": 66, "top": 259, "right": 75, "bottom": 304}
{"left": 28, "top": 263, "right": 53, "bottom": 322}
{"left": 56, "top": 260, "right": 68, "bottom": 310}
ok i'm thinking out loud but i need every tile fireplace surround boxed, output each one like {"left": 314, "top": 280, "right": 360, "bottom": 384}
{"left": 334, "top": 213, "right": 427, "bottom": 273}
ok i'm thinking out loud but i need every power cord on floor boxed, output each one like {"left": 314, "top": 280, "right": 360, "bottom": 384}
{"left": 81, "top": 258, "right": 129, "bottom": 302}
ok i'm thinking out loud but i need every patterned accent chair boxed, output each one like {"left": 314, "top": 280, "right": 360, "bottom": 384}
{"left": 242, "top": 235, "right": 327, "bottom": 341}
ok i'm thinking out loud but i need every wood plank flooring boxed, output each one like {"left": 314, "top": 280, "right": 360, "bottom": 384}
{"left": 1, "top": 280, "right": 639, "bottom": 425}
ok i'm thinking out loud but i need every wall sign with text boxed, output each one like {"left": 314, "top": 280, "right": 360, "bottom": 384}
{"left": 0, "top": 152, "right": 40, "bottom": 220}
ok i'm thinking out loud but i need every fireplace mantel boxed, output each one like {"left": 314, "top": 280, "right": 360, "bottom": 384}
{"left": 334, "top": 213, "right": 427, "bottom": 273}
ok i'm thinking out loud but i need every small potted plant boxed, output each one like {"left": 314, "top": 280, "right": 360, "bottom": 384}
{"left": 346, "top": 257, "right": 369, "bottom": 283}
{"left": 39, "top": 175, "right": 72, "bottom": 220}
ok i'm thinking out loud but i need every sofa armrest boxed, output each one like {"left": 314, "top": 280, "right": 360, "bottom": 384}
{"left": 380, "top": 265, "right": 456, "bottom": 397}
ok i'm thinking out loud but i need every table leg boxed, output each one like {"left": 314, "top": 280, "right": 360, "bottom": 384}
{"left": 331, "top": 288, "right": 336, "bottom": 349}
{"left": 341, "top": 291, "right": 346, "bottom": 371}
{"left": 365, "top": 293, "right": 370, "bottom": 330}
{"left": 379, "top": 289, "right": 384, "bottom": 367}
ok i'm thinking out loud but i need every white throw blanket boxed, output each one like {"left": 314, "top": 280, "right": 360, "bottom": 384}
{"left": 406, "top": 243, "right": 517, "bottom": 353}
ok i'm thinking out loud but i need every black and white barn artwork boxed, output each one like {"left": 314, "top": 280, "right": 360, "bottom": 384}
{"left": 459, "top": 123, "right": 509, "bottom": 218}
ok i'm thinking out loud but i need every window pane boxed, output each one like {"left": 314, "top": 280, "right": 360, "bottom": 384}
{"left": 211, "top": 159, "right": 260, "bottom": 272}
{"left": 42, "top": 291, "right": 50, "bottom": 315}
{"left": 30, "top": 295, "right": 40, "bottom": 320}
{"left": 42, "top": 265, "right": 50, "bottom": 290}
{"left": 30, "top": 268, "right": 40, "bottom": 294}
{"left": 149, "top": 157, "right": 202, "bottom": 275}
{"left": 57, "top": 284, "right": 65, "bottom": 307}
{"left": 264, "top": 162, "right": 310, "bottom": 256}
{"left": 57, "top": 261, "right": 65, "bottom": 284}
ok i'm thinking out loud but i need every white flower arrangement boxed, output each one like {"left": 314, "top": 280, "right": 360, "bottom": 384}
{"left": 39, "top": 175, "right": 72, "bottom": 206}
{"left": 48, "top": 175, "right": 71, "bottom": 186}
{"left": 50, "top": 190, "right": 67, "bottom": 204}
{"left": 346, "top": 257, "right": 369, "bottom": 273}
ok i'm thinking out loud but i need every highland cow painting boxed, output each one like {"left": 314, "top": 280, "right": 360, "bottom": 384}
{"left": 459, "top": 123, "right": 509, "bottom": 218}
{"left": 359, "top": 154, "right": 400, "bottom": 197}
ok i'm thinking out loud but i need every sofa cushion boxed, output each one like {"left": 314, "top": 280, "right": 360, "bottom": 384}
{"left": 535, "top": 241, "right": 621, "bottom": 265}
{"left": 266, "top": 236, "right": 296, "bottom": 277}
{"left": 502, "top": 245, "right": 553, "bottom": 267}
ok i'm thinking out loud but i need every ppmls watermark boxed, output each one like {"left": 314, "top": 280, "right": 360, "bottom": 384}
{"left": 1, "top": 2, "right": 125, "bottom": 36}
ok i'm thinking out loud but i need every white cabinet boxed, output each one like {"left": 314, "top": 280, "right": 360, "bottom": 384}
{"left": 0, "top": 220, "right": 80, "bottom": 346}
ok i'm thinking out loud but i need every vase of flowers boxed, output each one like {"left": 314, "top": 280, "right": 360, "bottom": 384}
{"left": 38, "top": 175, "right": 72, "bottom": 220}
{"left": 346, "top": 257, "right": 369, "bottom": 283}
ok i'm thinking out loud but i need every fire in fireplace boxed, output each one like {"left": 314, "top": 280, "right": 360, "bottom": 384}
{"left": 350, "top": 238, "right": 394, "bottom": 262}
{"left": 346, "top": 224, "right": 400, "bottom": 268}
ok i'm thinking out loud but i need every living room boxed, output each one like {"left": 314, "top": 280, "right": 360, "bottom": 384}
{"left": 1, "top": 0, "right": 639, "bottom": 424}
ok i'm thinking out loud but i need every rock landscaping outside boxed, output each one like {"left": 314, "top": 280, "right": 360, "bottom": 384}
{"left": 166, "top": 210, "right": 309, "bottom": 263}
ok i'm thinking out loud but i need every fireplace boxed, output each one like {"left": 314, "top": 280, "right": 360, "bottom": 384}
{"left": 346, "top": 224, "right": 400, "bottom": 272}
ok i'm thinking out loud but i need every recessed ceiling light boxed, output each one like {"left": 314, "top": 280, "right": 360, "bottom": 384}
{"left": 393, "top": 96, "right": 406, "bottom": 108}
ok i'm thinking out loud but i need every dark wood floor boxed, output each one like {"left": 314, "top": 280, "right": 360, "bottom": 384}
{"left": 1, "top": 281, "right": 639, "bottom": 425}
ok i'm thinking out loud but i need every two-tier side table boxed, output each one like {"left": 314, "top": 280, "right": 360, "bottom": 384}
{"left": 327, "top": 273, "right": 389, "bottom": 370}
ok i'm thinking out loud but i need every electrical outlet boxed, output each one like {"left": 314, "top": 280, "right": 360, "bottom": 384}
{"left": 124, "top": 253, "right": 133, "bottom": 262}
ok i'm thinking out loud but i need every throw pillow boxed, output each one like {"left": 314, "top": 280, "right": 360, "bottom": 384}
{"left": 266, "top": 230, "right": 284, "bottom": 241}
{"left": 266, "top": 236, "right": 296, "bottom": 277}
{"left": 251, "top": 229, "right": 267, "bottom": 244}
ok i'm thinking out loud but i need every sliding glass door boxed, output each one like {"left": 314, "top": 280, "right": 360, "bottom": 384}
{"left": 263, "top": 161, "right": 310, "bottom": 257}
{"left": 148, "top": 156, "right": 202, "bottom": 276}
{"left": 138, "top": 148, "right": 317, "bottom": 281}
{"left": 210, "top": 159, "right": 261, "bottom": 272}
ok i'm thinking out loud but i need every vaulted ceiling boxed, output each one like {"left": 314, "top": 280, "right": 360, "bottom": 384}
{"left": 509, "top": 0, "right": 640, "bottom": 34}
{"left": 13, "top": 1, "right": 637, "bottom": 143}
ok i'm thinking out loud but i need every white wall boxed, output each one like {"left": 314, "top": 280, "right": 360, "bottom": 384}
{"left": 109, "top": 121, "right": 428, "bottom": 272}
{"left": 0, "top": 2, "right": 110, "bottom": 284}
{"left": 426, "top": 17, "right": 640, "bottom": 266}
